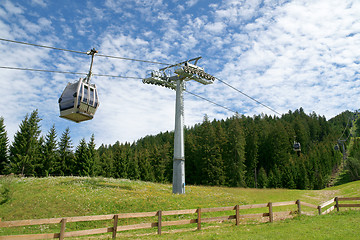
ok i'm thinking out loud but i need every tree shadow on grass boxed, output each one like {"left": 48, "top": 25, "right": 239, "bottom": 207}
{"left": 59, "top": 178, "right": 133, "bottom": 190}
{"left": 0, "top": 178, "right": 13, "bottom": 205}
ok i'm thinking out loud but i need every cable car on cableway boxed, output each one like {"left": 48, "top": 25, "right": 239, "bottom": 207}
{"left": 293, "top": 142, "right": 301, "bottom": 152}
{"left": 58, "top": 48, "right": 100, "bottom": 123}
{"left": 293, "top": 136, "right": 301, "bottom": 156}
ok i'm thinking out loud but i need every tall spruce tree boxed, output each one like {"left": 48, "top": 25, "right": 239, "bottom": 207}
{"left": 98, "top": 146, "right": 115, "bottom": 178}
{"left": 40, "top": 125, "right": 58, "bottom": 176}
{"left": 0, "top": 117, "right": 9, "bottom": 174}
{"left": 74, "top": 138, "right": 91, "bottom": 176}
{"left": 198, "top": 115, "right": 223, "bottom": 185}
{"left": 56, "top": 127, "right": 74, "bottom": 175}
{"left": 244, "top": 118, "right": 259, "bottom": 188}
{"left": 224, "top": 118, "right": 246, "bottom": 187}
{"left": 138, "top": 148, "right": 155, "bottom": 182}
{"left": 9, "top": 110, "right": 42, "bottom": 176}
{"left": 257, "top": 167, "right": 268, "bottom": 188}
{"left": 128, "top": 148, "right": 140, "bottom": 180}
{"left": 113, "top": 142, "right": 128, "bottom": 179}
{"left": 87, "top": 134, "right": 97, "bottom": 177}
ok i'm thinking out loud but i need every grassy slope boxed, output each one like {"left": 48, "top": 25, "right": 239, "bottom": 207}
{"left": 0, "top": 176, "right": 359, "bottom": 238}
{"left": 137, "top": 211, "right": 360, "bottom": 240}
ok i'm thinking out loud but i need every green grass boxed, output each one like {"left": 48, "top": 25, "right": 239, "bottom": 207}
{"left": 130, "top": 211, "right": 360, "bottom": 240}
{"left": 0, "top": 176, "right": 359, "bottom": 239}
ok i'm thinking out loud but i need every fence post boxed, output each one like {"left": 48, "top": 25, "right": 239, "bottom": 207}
{"left": 112, "top": 215, "right": 119, "bottom": 239}
{"left": 157, "top": 210, "right": 162, "bottom": 235}
{"left": 296, "top": 200, "right": 301, "bottom": 216}
{"left": 268, "top": 202, "right": 273, "bottom": 223}
{"left": 59, "top": 218, "right": 67, "bottom": 240}
{"left": 197, "top": 208, "right": 201, "bottom": 230}
{"left": 335, "top": 197, "right": 339, "bottom": 212}
{"left": 235, "top": 205, "right": 240, "bottom": 226}
{"left": 317, "top": 206, "right": 322, "bottom": 215}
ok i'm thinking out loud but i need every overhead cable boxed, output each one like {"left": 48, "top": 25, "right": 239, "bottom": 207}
{"left": 215, "top": 77, "right": 281, "bottom": 116}
{"left": 0, "top": 66, "right": 143, "bottom": 80}
{"left": 338, "top": 117, "right": 351, "bottom": 140}
{"left": 0, "top": 38, "right": 170, "bottom": 65}
{"left": 184, "top": 90, "right": 238, "bottom": 114}
{"left": 0, "top": 65, "right": 239, "bottom": 114}
{"left": 0, "top": 37, "right": 281, "bottom": 116}
{"left": 96, "top": 53, "right": 170, "bottom": 65}
{"left": 0, "top": 38, "right": 86, "bottom": 55}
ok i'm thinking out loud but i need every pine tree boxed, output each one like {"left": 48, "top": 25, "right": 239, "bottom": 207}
{"left": 151, "top": 145, "right": 166, "bottom": 183}
{"left": 87, "top": 134, "right": 97, "bottom": 177}
{"left": 296, "top": 159, "right": 310, "bottom": 189}
{"left": 34, "top": 136, "right": 45, "bottom": 176}
{"left": 40, "top": 125, "right": 58, "bottom": 176}
{"left": 185, "top": 131, "right": 200, "bottom": 184}
{"left": 224, "top": 117, "right": 246, "bottom": 187}
{"left": 9, "top": 110, "right": 42, "bottom": 176}
{"left": 267, "top": 170, "right": 275, "bottom": 188}
{"left": 267, "top": 165, "right": 281, "bottom": 188}
{"left": 74, "top": 138, "right": 91, "bottom": 176}
{"left": 113, "top": 142, "right": 128, "bottom": 179}
{"left": 98, "top": 147, "right": 115, "bottom": 178}
{"left": 257, "top": 167, "right": 268, "bottom": 188}
{"left": 56, "top": 127, "right": 74, "bottom": 175}
{"left": 198, "top": 117, "right": 225, "bottom": 185}
{"left": 138, "top": 148, "right": 155, "bottom": 182}
{"left": 281, "top": 164, "right": 296, "bottom": 189}
{"left": 128, "top": 149, "right": 140, "bottom": 180}
{"left": 244, "top": 117, "right": 259, "bottom": 187}
{"left": 0, "top": 117, "right": 9, "bottom": 174}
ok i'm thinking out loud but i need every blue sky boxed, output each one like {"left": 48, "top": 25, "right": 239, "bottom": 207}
{"left": 0, "top": 0, "right": 360, "bottom": 146}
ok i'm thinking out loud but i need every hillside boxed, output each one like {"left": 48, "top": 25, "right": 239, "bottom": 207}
{"left": 0, "top": 176, "right": 360, "bottom": 239}
{"left": 2, "top": 108, "right": 360, "bottom": 191}
{"left": 1, "top": 176, "right": 360, "bottom": 221}
{"left": 97, "top": 108, "right": 348, "bottom": 190}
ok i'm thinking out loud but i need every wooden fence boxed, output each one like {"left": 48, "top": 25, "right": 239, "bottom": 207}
{"left": 318, "top": 197, "right": 360, "bottom": 215}
{"left": 0, "top": 197, "right": 358, "bottom": 240}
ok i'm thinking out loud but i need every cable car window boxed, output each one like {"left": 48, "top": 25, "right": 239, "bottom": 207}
{"left": 78, "top": 83, "right": 83, "bottom": 107}
{"left": 94, "top": 89, "right": 98, "bottom": 107}
{"left": 59, "top": 83, "right": 77, "bottom": 111}
{"left": 89, "top": 88, "right": 94, "bottom": 105}
{"left": 83, "top": 85, "right": 89, "bottom": 103}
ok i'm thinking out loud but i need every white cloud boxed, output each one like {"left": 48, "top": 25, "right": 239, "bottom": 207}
{"left": 186, "top": 0, "right": 198, "bottom": 7}
{"left": 1, "top": 1, "right": 23, "bottom": 15}
{"left": 215, "top": 0, "right": 360, "bottom": 118}
{"left": 31, "top": 0, "right": 47, "bottom": 7}
{"left": 1, "top": 0, "right": 360, "bottom": 147}
{"left": 204, "top": 21, "right": 226, "bottom": 34}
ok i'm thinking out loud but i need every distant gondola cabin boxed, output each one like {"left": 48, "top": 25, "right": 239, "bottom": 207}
{"left": 58, "top": 78, "right": 99, "bottom": 123}
{"left": 293, "top": 142, "right": 301, "bottom": 152}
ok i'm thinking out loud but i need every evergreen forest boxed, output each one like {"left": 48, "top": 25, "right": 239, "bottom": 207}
{"left": 1, "top": 108, "right": 360, "bottom": 190}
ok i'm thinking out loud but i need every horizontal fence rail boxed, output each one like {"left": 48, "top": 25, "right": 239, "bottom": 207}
{"left": 0, "top": 197, "right": 358, "bottom": 239}
{"left": 317, "top": 197, "right": 360, "bottom": 215}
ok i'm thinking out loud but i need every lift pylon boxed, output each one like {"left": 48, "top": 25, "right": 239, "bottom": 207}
{"left": 143, "top": 57, "right": 215, "bottom": 194}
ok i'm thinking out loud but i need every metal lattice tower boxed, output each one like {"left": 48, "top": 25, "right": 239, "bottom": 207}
{"left": 143, "top": 57, "right": 215, "bottom": 194}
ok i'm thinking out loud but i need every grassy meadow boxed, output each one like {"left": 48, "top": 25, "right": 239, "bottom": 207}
{"left": 0, "top": 176, "right": 359, "bottom": 239}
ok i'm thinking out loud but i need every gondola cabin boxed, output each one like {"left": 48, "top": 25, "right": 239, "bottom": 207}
{"left": 293, "top": 142, "right": 301, "bottom": 152}
{"left": 58, "top": 78, "right": 99, "bottom": 123}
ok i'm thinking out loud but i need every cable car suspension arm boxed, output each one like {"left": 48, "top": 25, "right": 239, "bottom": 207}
{"left": 85, "top": 48, "right": 98, "bottom": 83}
